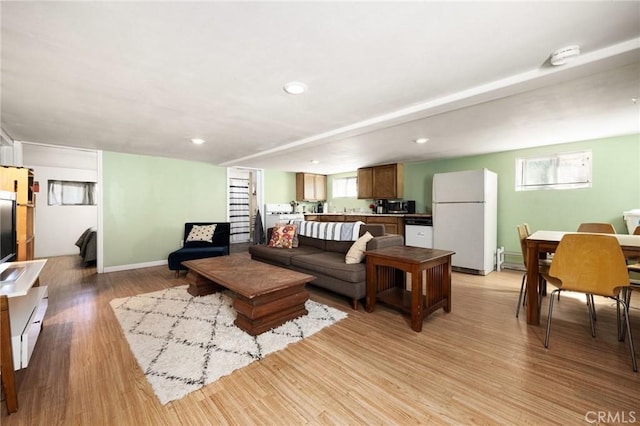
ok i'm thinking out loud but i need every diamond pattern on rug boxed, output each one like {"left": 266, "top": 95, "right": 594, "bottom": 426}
{"left": 110, "top": 285, "right": 347, "bottom": 404}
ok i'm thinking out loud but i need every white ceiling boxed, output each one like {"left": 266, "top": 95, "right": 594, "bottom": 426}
{"left": 2, "top": 1, "right": 639, "bottom": 174}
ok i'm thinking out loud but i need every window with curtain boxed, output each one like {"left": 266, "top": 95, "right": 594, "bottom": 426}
{"left": 48, "top": 180, "right": 96, "bottom": 205}
{"left": 332, "top": 177, "right": 358, "bottom": 198}
{"left": 515, "top": 150, "right": 592, "bottom": 191}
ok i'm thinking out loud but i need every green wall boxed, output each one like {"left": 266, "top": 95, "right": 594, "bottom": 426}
{"left": 102, "top": 134, "right": 639, "bottom": 268}
{"left": 402, "top": 134, "right": 640, "bottom": 260}
{"left": 102, "top": 152, "right": 227, "bottom": 268}
{"left": 263, "top": 169, "right": 296, "bottom": 204}
{"left": 101, "top": 162, "right": 299, "bottom": 268}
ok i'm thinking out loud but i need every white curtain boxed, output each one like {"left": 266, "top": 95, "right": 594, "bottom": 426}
{"left": 48, "top": 180, "right": 96, "bottom": 205}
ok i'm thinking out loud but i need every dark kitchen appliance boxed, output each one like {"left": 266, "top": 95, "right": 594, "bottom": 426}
{"left": 405, "top": 200, "right": 416, "bottom": 214}
{"left": 317, "top": 202, "right": 324, "bottom": 213}
{"left": 386, "top": 200, "right": 416, "bottom": 214}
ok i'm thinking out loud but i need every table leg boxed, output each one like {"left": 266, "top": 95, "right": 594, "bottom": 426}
{"left": 411, "top": 266, "right": 423, "bottom": 332}
{"left": 365, "top": 259, "right": 376, "bottom": 313}
{"left": 526, "top": 240, "right": 541, "bottom": 325}
{"left": 444, "top": 259, "right": 452, "bottom": 312}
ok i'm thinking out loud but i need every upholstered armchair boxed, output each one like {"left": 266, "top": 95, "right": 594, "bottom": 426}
{"left": 167, "top": 222, "right": 231, "bottom": 277}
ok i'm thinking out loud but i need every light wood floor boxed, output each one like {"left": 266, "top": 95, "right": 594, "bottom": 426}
{"left": 2, "top": 253, "right": 639, "bottom": 425}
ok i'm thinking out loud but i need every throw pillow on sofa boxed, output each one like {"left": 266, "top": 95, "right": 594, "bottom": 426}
{"left": 345, "top": 231, "right": 374, "bottom": 264}
{"left": 186, "top": 224, "right": 217, "bottom": 243}
{"left": 268, "top": 224, "right": 298, "bottom": 249}
{"left": 278, "top": 221, "right": 299, "bottom": 248}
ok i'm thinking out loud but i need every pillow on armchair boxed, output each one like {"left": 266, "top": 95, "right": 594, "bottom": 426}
{"left": 186, "top": 224, "right": 216, "bottom": 243}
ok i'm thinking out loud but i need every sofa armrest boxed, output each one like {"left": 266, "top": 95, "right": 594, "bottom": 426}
{"left": 366, "top": 234, "right": 404, "bottom": 250}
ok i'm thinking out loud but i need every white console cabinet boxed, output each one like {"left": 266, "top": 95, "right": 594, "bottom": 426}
{"left": 8, "top": 284, "right": 48, "bottom": 369}
{"left": 1, "top": 259, "right": 48, "bottom": 370}
{"left": 1, "top": 259, "right": 47, "bottom": 412}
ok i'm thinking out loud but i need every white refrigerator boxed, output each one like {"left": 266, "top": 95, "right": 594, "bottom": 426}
{"left": 432, "top": 169, "right": 498, "bottom": 275}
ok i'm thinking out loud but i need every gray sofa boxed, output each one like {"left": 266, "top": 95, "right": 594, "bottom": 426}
{"left": 249, "top": 224, "right": 404, "bottom": 309}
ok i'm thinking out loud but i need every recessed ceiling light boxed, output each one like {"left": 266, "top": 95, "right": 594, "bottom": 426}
{"left": 310, "top": 160, "right": 320, "bottom": 164}
{"left": 414, "top": 138, "right": 429, "bottom": 144}
{"left": 283, "top": 81, "right": 307, "bottom": 95}
{"left": 191, "top": 138, "right": 205, "bottom": 145}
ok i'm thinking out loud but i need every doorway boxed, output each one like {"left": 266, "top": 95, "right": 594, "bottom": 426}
{"left": 227, "top": 168, "right": 263, "bottom": 244}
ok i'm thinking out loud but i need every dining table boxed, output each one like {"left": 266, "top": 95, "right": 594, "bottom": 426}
{"left": 525, "top": 230, "right": 640, "bottom": 325}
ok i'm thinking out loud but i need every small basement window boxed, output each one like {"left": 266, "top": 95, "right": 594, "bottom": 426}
{"left": 516, "top": 150, "right": 592, "bottom": 191}
{"left": 332, "top": 177, "right": 358, "bottom": 198}
{"left": 48, "top": 180, "right": 97, "bottom": 205}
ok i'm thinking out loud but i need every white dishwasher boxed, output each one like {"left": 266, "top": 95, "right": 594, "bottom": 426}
{"left": 404, "top": 217, "right": 433, "bottom": 248}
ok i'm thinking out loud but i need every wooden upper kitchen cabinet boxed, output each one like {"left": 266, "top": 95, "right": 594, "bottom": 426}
{"left": 373, "top": 163, "right": 403, "bottom": 199}
{"left": 357, "top": 163, "right": 403, "bottom": 199}
{"left": 296, "top": 173, "right": 327, "bottom": 201}
{"left": 357, "top": 167, "right": 373, "bottom": 199}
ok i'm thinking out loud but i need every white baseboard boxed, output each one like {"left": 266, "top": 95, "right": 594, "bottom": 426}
{"left": 103, "top": 260, "right": 167, "bottom": 273}
{"left": 501, "top": 262, "right": 525, "bottom": 272}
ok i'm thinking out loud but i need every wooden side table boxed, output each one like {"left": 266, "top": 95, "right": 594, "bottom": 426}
{"left": 365, "top": 246, "right": 454, "bottom": 332}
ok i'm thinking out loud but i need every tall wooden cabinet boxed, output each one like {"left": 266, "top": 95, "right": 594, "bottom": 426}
{"left": 357, "top": 167, "right": 373, "bottom": 199}
{"left": 0, "top": 167, "right": 35, "bottom": 261}
{"left": 373, "top": 163, "right": 403, "bottom": 199}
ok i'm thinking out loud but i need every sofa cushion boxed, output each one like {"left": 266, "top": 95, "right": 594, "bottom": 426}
{"left": 167, "top": 246, "right": 228, "bottom": 270}
{"left": 325, "top": 240, "right": 353, "bottom": 254}
{"left": 360, "top": 224, "right": 385, "bottom": 237}
{"left": 291, "top": 252, "right": 366, "bottom": 283}
{"left": 366, "top": 234, "right": 405, "bottom": 250}
{"left": 249, "top": 244, "right": 324, "bottom": 266}
{"left": 345, "top": 231, "right": 374, "bottom": 264}
{"left": 298, "top": 234, "right": 327, "bottom": 250}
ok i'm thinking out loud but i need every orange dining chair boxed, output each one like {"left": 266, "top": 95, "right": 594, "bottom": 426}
{"left": 576, "top": 222, "right": 617, "bottom": 320}
{"left": 515, "top": 224, "right": 551, "bottom": 318}
{"left": 542, "top": 233, "right": 636, "bottom": 372}
{"left": 576, "top": 222, "right": 617, "bottom": 234}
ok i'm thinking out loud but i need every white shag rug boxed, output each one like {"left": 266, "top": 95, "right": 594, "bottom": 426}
{"left": 110, "top": 285, "right": 347, "bottom": 405}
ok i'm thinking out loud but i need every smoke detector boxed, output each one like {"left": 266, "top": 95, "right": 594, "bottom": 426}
{"left": 550, "top": 45, "right": 581, "bottom": 66}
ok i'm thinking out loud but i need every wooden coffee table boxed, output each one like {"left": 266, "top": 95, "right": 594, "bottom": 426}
{"left": 181, "top": 256, "right": 315, "bottom": 336}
